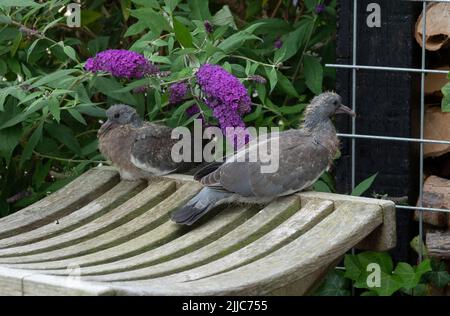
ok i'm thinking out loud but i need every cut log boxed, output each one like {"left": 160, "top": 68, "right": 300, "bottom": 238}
{"left": 427, "top": 231, "right": 450, "bottom": 259}
{"left": 424, "top": 107, "right": 450, "bottom": 158}
{"left": 415, "top": 3, "right": 450, "bottom": 51}
{"left": 415, "top": 176, "right": 449, "bottom": 227}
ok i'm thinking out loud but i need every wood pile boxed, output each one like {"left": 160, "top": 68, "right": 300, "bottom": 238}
{"left": 413, "top": 4, "right": 450, "bottom": 291}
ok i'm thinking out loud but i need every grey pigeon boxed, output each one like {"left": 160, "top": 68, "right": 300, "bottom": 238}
{"left": 98, "top": 104, "right": 195, "bottom": 180}
{"left": 171, "top": 92, "right": 355, "bottom": 225}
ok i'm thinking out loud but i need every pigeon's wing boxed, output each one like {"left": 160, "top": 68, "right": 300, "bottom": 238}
{"left": 130, "top": 123, "right": 181, "bottom": 175}
{"left": 202, "top": 131, "right": 331, "bottom": 197}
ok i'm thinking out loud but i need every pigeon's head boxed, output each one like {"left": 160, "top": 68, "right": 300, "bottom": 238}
{"left": 98, "top": 104, "right": 143, "bottom": 136}
{"left": 304, "top": 92, "right": 355, "bottom": 127}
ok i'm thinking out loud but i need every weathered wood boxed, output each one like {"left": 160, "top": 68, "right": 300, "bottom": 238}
{"left": 104, "top": 199, "right": 334, "bottom": 284}
{"left": 427, "top": 231, "right": 450, "bottom": 259}
{"left": 424, "top": 107, "right": 450, "bottom": 158}
{"left": 0, "top": 179, "right": 177, "bottom": 261}
{"left": 0, "top": 168, "right": 119, "bottom": 239}
{"left": 0, "top": 167, "right": 396, "bottom": 295}
{"left": 113, "top": 202, "right": 383, "bottom": 295}
{"left": 0, "top": 181, "right": 144, "bottom": 249}
{"left": 298, "top": 191, "right": 396, "bottom": 251}
{"left": 12, "top": 204, "right": 251, "bottom": 271}
{"left": 414, "top": 175, "right": 450, "bottom": 227}
{"left": 73, "top": 195, "right": 301, "bottom": 278}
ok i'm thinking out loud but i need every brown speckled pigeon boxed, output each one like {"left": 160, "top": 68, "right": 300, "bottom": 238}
{"left": 171, "top": 92, "right": 355, "bottom": 225}
{"left": 98, "top": 104, "right": 195, "bottom": 180}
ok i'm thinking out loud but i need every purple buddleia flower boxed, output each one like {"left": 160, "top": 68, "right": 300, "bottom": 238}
{"left": 274, "top": 37, "right": 283, "bottom": 49}
{"left": 84, "top": 49, "right": 158, "bottom": 79}
{"left": 196, "top": 64, "right": 252, "bottom": 148}
{"left": 186, "top": 104, "right": 200, "bottom": 117}
{"left": 204, "top": 20, "right": 213, "bottom": 34}
{"left": 169, "top": 82, "right": 188, "bottom": 104}
{"left": 314, "top": 4, "right": 326, "bottom": 14}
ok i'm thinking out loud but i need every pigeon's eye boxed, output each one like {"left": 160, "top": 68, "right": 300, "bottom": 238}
{"left": 114, "top": 113, "right": 120, "bottom": 119}
{"left": 333, "top": 100, "right": 339, "bottom": 106}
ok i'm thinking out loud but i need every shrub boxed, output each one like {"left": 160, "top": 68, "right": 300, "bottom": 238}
{"left": 0, "top": 0, "right": 336, "bottom": 215}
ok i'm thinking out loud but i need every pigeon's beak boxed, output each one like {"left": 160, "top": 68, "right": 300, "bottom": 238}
{"left": 98, "top": 119, "right": 113, "bottom": 137}
{"left": 336, "top": 104, "right": 356, "bottom": 117}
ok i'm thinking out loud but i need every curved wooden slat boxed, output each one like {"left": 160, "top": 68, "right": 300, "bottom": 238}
{"left": 0, "top": 179, "right": 177, "bottom": 261}
{"left": 85, "top": 199, "right": 333, "bottom": 283}
{"left": 0, "top": 168, "right": 119, "bottom": 240}
{"left": 113, "top": 202, "right": 383, "bottom": 295}
{"left": 49, "top": 195, "right": 301, "bottom": 277}
{"left": 0, "top": 181, "right": 144, "bottom": 249}
{"left": 18, "top": 204, "right": 255, "bottom": 272}
{"left": 0, "top": 168, "right": 395, "bottom": 296}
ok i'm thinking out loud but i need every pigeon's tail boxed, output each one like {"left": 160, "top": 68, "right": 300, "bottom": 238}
{"left": 170, "top": 187, "right": 233, "bottom": 225}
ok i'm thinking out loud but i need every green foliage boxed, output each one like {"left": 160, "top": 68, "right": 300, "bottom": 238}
{"left": 0, "top": 0, "right": 336, "bottom": 215}
{"left": 351, "top": 173, "right": 378, "bottom": 196}
{"left": 314, "top": 237, "right": 450, "bottom": 296}
{"left": 314, "top": 269, "right": 351, "bottom": 296}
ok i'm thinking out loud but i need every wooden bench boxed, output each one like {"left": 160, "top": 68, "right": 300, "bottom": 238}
{"left": 0, "top": 167, "right": 396, "bottom": 296}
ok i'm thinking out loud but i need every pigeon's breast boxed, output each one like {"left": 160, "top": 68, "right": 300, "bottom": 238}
{"left": 98, "top": 126, "right": 146, "bottom": 179}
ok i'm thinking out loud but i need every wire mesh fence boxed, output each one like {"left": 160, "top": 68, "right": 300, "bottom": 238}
{"left": 326, "top": 0, "right": 450, "bottom": 264}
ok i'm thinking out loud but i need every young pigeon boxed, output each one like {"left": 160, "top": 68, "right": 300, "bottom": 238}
{"left": 171, "top": 92, "right": 355, "bottom": 225}
{"left": 98, "top": 104, "right": 194, "bottom": 180}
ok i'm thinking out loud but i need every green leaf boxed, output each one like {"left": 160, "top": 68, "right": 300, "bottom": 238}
{"left": 313, "top": 180, "right": 332, "bottom": 193}
{"left": 303, "top": 55, "right": 323, "bottom": 95}
{"left": 48, "top": 97, "right": 60, "bottom": 123}
{"left": 278, "top": 104, "right": 306, "bottom": 115}
{"left": 351, "top": 172, "right": 378, "bottom": 196}
{"left": 274, "top": 19, "right": 314, "bottom": 63}
{"left": 276, "top": 71, "right": 300, "bottom": 98}
{"left": 68, "top": 108, "right": 87, "bottom": 125}
{"left": 0, "top": 87, "right": 13, "bottom": 111}
{"left": 62, "top": 46, "right": 78, "bottom": 62}
{"left": 0, "top": 15, "right": 12, "bottom": 24}
{"left": 425, "top": 259, "right": 450, "bottom": 288}
{"left": 217, "top": 23, "right": 264, "bottom": 54}
{"left": 124, "top": 21, "right": 148, "bottom": 37}
{"left": 212, "top": 5, "right": 236, "bottom": 29}
{"left": 45, "top": 123, "right": 82, "bottom": 155}
{"left": 93, "top": 77, "right": 137, "bottom": 106}
{"left": 20, "top": 122, "right": 43, "bottom": 166}
{"left": 188, "top": 0, "right": 211, "bottom": 20}
{"left": 410, "top": 235, "right": 429, "bottom": 259}
{"left": 164, "top": 0, "right": 182, "bottom": 12}
{"left": 131, "top": 0, "right": 159, "bottom": 8}
{"left": 265, "top": 67, "right": 277, "bottom": 93}
{"left": 80, "top": 9, "right": 103, "bottom": 26}
{"left": 130, "top": 8, "right": 171, "bottom": 36}
{"left": 0, "top": 59, "right": 7, "bottom": 76}
{"left": 441, "top": 83, "right": 450, "bottom": 112}
{"left": 27, "top": 38, "right": 41, "bottom": 62}
{"left": 0, "top": 0, "right": 40, "bottom": 7}
{"left": 314, "top": 270, "right": 351, "bottom": 296}
{"left": 10, "top": 31, "right": 22, "bottom": 57}
{"left": 173, "top": 17, "right": 193, "bottom": 48}
{"left": 393, "top": 261, "right": 431, "bottom": 290}
{"left": 32, "top": 159, "right": 52, "bottom": 190}
{"left": 0, "top": 125, "right": 21, "bottom": 163}
{"left": 31, "top": 69, "right": 78, "bottom": 88}
{"left": 344, "top": 254, "right": 364, "bottom": 281}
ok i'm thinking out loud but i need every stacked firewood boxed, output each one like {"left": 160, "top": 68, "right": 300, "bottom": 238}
{"left": 414, "top": 3, "right": 450, "bottom": 270}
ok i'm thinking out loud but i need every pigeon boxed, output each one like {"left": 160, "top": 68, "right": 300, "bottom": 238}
{"left": 98, "top": 104, "right": 195, "bottom": 180}
{"left": 171, "top": 92, "right": 355, "bottom": 225}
